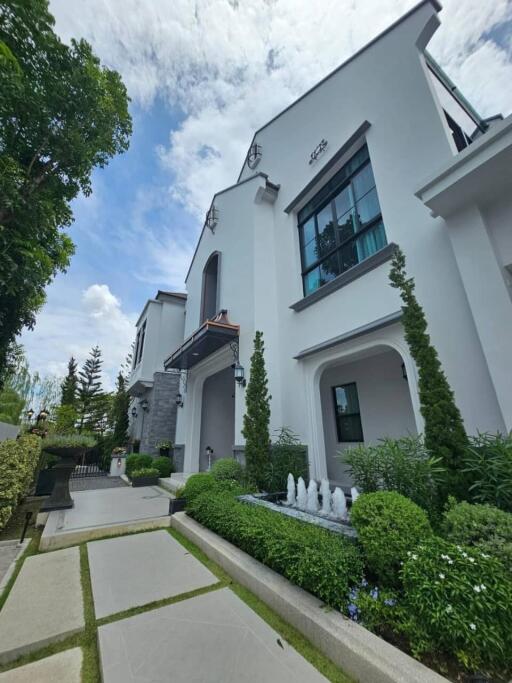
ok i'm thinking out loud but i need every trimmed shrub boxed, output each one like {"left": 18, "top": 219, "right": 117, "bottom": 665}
{"left": 211, "top": 458, "right": 244, "bottom": 483}
{"left": 350, "top": 491, "right": 432, "bottom": 585}
{"left": 463, "top": 432, "right": 512, "bottom": 511}
{"left": 401, "top": 537, "right": 512, "bottom": 675}
{"left": 152, "top": 456, "right": 173, "bottom": 478}
{"left": 264, "top": 427, "right": 309, "bottom": 493}
{"left": 131, "top": 467, "right": 159, "bottom": 479}
{"left": 189, "top": 491, "right": 363, "bottom": 611}
{"left": 126, "top": 454, "right": 153, "bottom": 477}
{"left": 442, "top": 500, "right": 512, "bottom": 571}
{"left": 181, "top": 472, "right": 247, "bottom": 504}
{"left": 0, "top": 434, "right": 41, "bottom": 530}
{"left": 343, "top": 436, "right": 444, "bottom": 512}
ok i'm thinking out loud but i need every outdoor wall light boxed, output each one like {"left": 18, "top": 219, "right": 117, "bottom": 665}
{"left": 131, "top": 407, "right": 138, "bottom": 418}
{"left": 140, "top": 399, "right": 149, "bottom": 411}
{"left": 37, "top": 408, "right": 49, "bottom": 422}
{"left": 175, "top": 393, "right": 184, "bottom": 408}
{"left": 234, "top": 362, "right": 246, "bottom": 387}
{"left": 26, "top": 409, "right": 34, "bottom": 420}
{"left": 205, "top": 446, "right": 214, "bottom": 471}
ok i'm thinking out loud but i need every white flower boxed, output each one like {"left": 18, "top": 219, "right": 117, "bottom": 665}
{"left": 446, "top": 605, "right": 453, "bottom": 613}
{"left": 456, "top": 545, "right": 463, "bottom": 551}
{"left": 448, "top": 560, "right": 454, "bottom": 565}
{"left": 468, "top": 557, "right": 475, "bottom": 563}
{"left": 469, "top": 623, "right": 477, "bottom": 631}
{"left": 441, "top": 554, "right": 449, "bottom": 560}
{"left": 473, "top": 585, "right": 481, "bottom": 593}
{"left": 439, "top": 573, "right": 445, "bottom": 580}
{"left": 411, "top": 554, "right": 418, "bottom": 560}
{"left": 407, "top": 551, "right": 411, "bottom": 557}
{"left": 480, "top": 584, "right": 486, "bottom": 591}
{"left": 461, "top": 551, "right": 468, "bottom": 558}
{"left": 481, "top": 553, "right": 490, "bottom": 559}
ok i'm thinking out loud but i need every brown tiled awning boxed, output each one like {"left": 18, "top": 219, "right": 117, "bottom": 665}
{"left": 164, "top": 310, "right": 239, "bottom": 370}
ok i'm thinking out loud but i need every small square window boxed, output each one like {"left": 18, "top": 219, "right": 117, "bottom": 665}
{"left": 332, "top": 383, "right": 364, "bottom": 442}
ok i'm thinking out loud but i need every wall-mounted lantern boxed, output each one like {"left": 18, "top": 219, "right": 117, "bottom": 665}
{"left": 233, "top": 361, "right": 246, "bottom": 387}
{"left": 37, "top": 408, "right": 49, "bottom": 422}
{"left": 131, "top": 406, "right": 138, "bottom": 418}
{"left": 26, "top": 409, "right": 34, "bottom": 421}
{"left": 140, "top": 398, "right": 150, "bottom": 412}
{"left": 205, "top": 205, "right": 218, "bottom": 233}
{"left": 247, "top": 142, "right": 262, "bottom": 169}
{"left": 175, "top": 393, "right": 184, "bottom": 408}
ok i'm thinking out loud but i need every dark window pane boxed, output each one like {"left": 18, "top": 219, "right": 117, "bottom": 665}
{"left": 302, "top": 238, "right": 318, "bottom": 268}
{"left": 334, "top": 384, "right": 360, "bottom": 413}
{"left": 320, "top": 254, "right": 341, "bottom": 283}
{"left": 352, "top": 164, "right": 375, "bottom": 200}
{"left": 355, "top": 187, "right": 380, "bottom": 227}
{"left": 337, "top": 414, "right": 364, "bottom": 442}
{"left": 334, "top": 185, "right": 353, "bottom": 219}
{"left": 355, "top": 221, "right": 387, "bottom": 261}
{"left": 301, "top": 217, "right": 315, "bottom": 245}
{"left": 340, "top": 240, "right": 358, "bottom": 272}
{"left": 316, "top": 204, "right": 334, "bottom": 236}
{"left": 303, "top": 267, "right": 321, "bottom": 296}
{"left": 316, "top": 221, "right": 336, "bottom": 259}
{"left": 337, "top": 208, "right": 356, "bottom": 243}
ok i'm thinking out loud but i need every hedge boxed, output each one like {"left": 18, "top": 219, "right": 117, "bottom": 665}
{"left": 0, "top": 434, "right": 42, "bottom": 530}
{"left": 188, "top": 491, "right": 363, "bottom": 611}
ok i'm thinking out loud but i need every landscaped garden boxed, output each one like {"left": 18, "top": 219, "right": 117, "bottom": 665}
{"left": 175, "top": 251, "right": 512, "bottom": 683}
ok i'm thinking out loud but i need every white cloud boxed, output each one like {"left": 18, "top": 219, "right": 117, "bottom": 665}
{"left": 20, "top": 282, "right": 137, "bottom": 391}
{"left": 49, "top": 0, "right": 512, "bottom": 220}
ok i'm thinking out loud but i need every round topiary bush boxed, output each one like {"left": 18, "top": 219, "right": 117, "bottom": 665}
{"left": 442, "top": 500, "right": 512, "bottom": 572}
{"left": 350, "top": 491, "right": 432, "bottom": 585}
{"left": 401, "top": 537, "right": 512, "bottom": 675}
{"left": 211, "top": 458, "right": 244, "bottom": 483}
{"left": 152, "top": 456, "right": 174, "bottom": 479}
{"left": 126, "top": 454, "right": 153, "bottom": 477}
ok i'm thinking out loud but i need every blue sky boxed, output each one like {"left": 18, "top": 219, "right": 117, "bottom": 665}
{"left": 19, "top": 0, "right": 512, "bottom": 390}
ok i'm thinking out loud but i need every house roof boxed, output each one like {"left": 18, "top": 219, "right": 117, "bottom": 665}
{"left": 156, "top": 291, "right": 187, "bottom": 301}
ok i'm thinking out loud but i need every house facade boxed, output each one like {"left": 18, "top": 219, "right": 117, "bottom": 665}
{"left": 128, "top": 0, "right": 512, "bottom": 489}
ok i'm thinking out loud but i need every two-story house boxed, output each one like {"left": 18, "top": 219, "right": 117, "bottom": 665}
{"left": 128, "top": 0, "right": 512, "bottom": 489}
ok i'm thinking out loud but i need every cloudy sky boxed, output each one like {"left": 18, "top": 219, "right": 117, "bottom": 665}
{"left": 20, "top": 0, "right": 512, "bottom": 389}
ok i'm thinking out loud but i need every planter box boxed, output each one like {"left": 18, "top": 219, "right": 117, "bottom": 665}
{"left": 131, "top": 476, "right": 159, "bottom": 487}
{"left": 34, "top": 469, "right": 57, "bottom": 496}
{"left": 168, "top": 497, "right": 187, "bottom": 515}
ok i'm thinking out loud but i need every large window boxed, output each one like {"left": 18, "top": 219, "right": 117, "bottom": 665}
{"left": 200, "top": 252, "right": 219, "bottom": 323}
{"left": 298, "top": 145, "right": 386, "bottom": 297}
{"left": 332, "top": 383, "right": 364, "bottom": 443}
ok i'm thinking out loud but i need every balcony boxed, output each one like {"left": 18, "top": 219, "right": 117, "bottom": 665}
{"left": 164, "top": 310, "right": 239, "bottom": 371}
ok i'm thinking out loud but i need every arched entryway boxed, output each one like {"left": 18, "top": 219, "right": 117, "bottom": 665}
{"left": 319, "top": 346, "right": 417, "bottom": 488}
{"left": 198, "top": 365, "right": 235, "bottom": 470}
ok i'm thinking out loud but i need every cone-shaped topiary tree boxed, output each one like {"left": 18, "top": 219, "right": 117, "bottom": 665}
{"left": 389, "top": 247, "right": 468, "bottom": 499}
{"left": 242, "top": 331, "right": 271, "bottom": 488}
{"left": 61, "top": 356, "right": 78, "bottom": 407}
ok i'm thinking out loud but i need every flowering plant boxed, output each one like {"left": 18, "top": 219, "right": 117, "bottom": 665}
{"left": 348, "top": 579, "right": 401, "bottom": 636}
{"left": 401, "top": 537, "right": 512, "bottom": 675}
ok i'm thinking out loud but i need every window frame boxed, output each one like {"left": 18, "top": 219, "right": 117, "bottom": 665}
{"left": 331, "top": 382, "right": 364, "bottom": 443}
{"left": 136, "top": 321, "right": 146, "bottom": 365}
{"left": 298, "top": 146, "right": 385, "bottom": 297}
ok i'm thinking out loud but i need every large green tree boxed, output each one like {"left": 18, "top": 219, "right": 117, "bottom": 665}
{"left": 0, "top": 0, "right": 132, "bottom": 373}
{"left": 111, "top": 372, "right": 129, "bottom": 447}
{"left": 389, "top": 247, "right": 468, "bottom": 498}
{"left": 60, "top": 356, "right": 78, "bottom": 407}
{"left": 242, "top": 331, "right": 271, "bottom": 488}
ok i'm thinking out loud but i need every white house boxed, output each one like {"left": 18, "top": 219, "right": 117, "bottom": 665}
{"left": 128, "top": 0, "right": 512, "bottom": 489}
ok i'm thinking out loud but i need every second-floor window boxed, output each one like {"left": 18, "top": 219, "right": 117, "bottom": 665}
{"left": 298, "top": 144, "right": 386, "bottom": 297}
{"left": 133, "top": 320, "right": 146, "bottom": 367}
{"left": 200, "top": 252, "right": 219, "bottom": 323}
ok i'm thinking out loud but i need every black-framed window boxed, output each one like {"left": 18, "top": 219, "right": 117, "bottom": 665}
{"left": 332, "top": 383, "right": 364, "bottom": 443}
{"left": 298, "top": 144, "right": 386, "bottom": 297}
{"left": 137, "top": 321, "right": 146, "bottom": 364}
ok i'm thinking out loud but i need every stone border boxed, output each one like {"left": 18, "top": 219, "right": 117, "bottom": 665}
{"left": 171, "top": 513, "right": 448, "bottom": 683}
{"left": 0, "top": 540, "right": 30, "bottom": 596}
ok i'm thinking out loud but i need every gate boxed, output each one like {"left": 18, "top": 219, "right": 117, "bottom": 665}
{"left": 70, "top": 448, "right": 108, "bottom": 479}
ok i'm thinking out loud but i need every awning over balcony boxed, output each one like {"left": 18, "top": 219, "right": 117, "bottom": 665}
{"left": 164, "top": 310, "right": 239, "bottom": 370}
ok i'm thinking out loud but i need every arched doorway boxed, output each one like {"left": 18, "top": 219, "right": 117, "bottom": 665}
{"left": 198, "top": 365, "right": 235, "bottom": 470}
{"left": 319, "top": 347, "right": 417, "bottom": 488}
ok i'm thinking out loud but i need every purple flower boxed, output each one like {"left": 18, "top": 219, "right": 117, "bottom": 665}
{"left": 360, "top": 578, "right": 368, "bottom": 587}
{"left": 384, "top": 598, "right": 396, "bottom": 607}
{"left": 370, "top": 588, "right": 379, "bottom": 600}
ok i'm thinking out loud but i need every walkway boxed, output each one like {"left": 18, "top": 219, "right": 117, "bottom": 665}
{"left": 0, "top": 490, "right": 331, "bottom": 682}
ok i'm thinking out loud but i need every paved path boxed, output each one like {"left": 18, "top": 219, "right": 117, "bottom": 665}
{"left": 0, "top": 514, "right": 328, "bottom": 680}
{"left": 70, "top": 476, "right": 127, "bottom": 492}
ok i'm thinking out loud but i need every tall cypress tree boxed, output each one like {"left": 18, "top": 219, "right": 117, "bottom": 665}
{"left": 61, "top": 356, "right": 78, "bottom": 407}
{"left": 77, "top": 346, "right": 103, "bottom": 432}
{"left": 389, "top": 247, "right": 468, "bottom": 497}
{"left": 242, "top": 331, "right": 271, "bottom": 488}
{"left": 111, "top": 372, "right": 129, "bottom": 447}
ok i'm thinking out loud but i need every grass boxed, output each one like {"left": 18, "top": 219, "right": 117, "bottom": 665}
{"left": 0, "top": 524, "right": 352, "bottom": 683}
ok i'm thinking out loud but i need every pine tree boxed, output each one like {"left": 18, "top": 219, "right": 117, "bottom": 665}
{"left": 242, "top": 331, "right": 271, "bottom": 488}
{"left": 389, "top": 247, "right": 468, "bottom": 497}
{"left": 77, "top": 346, "right": 103, "bottom": 432}
{"left": 61, "top": 356, "right": 78, "bottom": 407}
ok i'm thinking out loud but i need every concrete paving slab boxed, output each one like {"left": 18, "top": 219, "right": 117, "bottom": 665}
{"left": 98, "top": 587, "right": 327, "bottom": 682}
{"left": 88, "top": 530, "right": 217, "bottom": 618}
{"left": 40, "top": 486, "right": 172, "bottom": 550}
{"left": 0, "top": 541, "right": 30, "bottom": 596}
{"left": 0, "top": 547, "right": 84, "bottom": 664}
{"left": 0, "top": 647, "right": 82, "bottom": 682}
